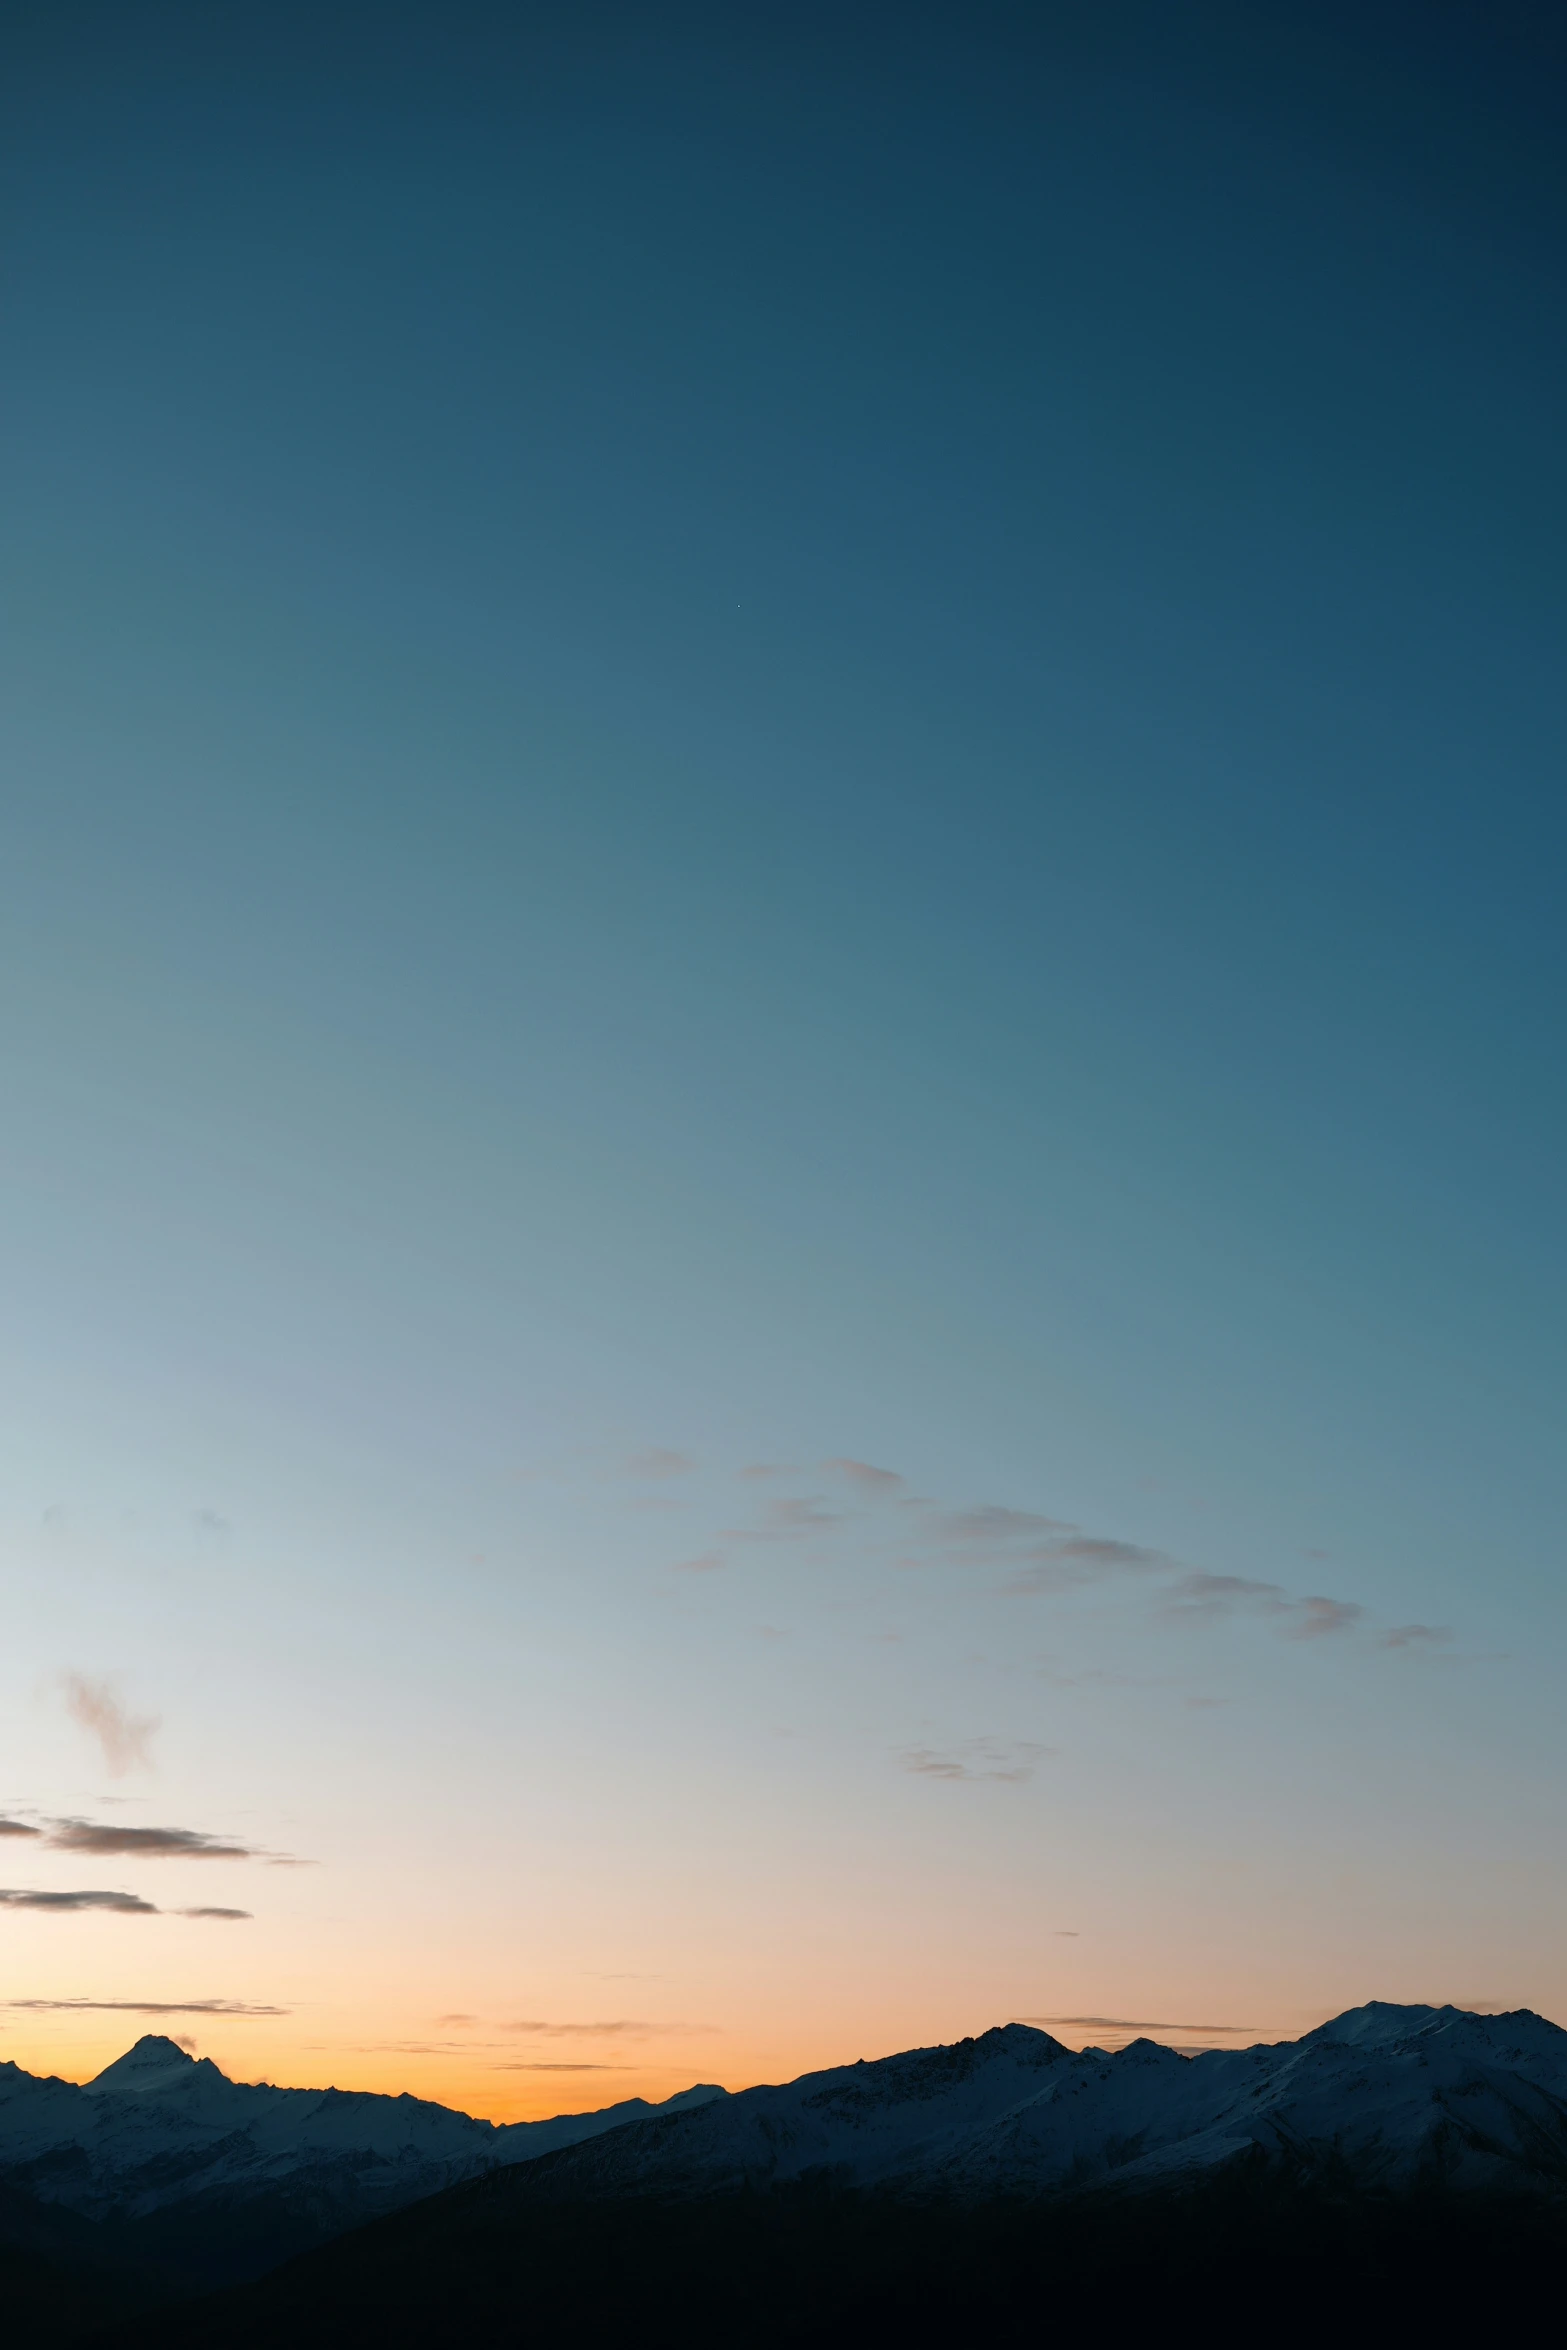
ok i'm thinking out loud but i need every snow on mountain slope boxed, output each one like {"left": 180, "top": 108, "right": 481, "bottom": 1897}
{"left": 545, "top": 2022, "right": 1076, "bottom": 2197}
{"left": 523, "top": 2003, "right": 1567, "bottom": 2203}
{"left": 0, "top": 2036, "right": 726, "bottom": 2223}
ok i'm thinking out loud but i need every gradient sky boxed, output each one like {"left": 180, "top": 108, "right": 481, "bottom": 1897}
{"left": 2, "top": 0, "right": 1564, "bottom": 2118}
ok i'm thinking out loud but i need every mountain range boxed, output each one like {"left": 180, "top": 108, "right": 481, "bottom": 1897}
{"left": 7, "top": 2002, "right": 1567, "bottom": 2345}
{"left": 0, "top": 2032, "right": 723, "bottom": 2224}
{"left": 518, "top": 1997, "right": 1567, "bottom": 2199}
{"left": 0, "top": 2034, "right": 722, "bottom": 2309}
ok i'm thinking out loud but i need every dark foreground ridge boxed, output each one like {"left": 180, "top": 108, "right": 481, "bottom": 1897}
{"left": 98, "top": 2166, "right": 1567, "bottom": 2349}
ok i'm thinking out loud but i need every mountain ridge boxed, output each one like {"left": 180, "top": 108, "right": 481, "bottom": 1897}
{"left": 481, "top": 1999, "right": 1567, "bottom": 2203}
{"left": 11, "top": 1999, "right": 1567, "bottom": 2222}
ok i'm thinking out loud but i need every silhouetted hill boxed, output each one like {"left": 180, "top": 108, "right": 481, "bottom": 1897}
{"left": 96, "top": 2160, "right": 1566, "bottom": 2349}
{"left": 0, "top": 2236, "right": 153, "bottom": 2349}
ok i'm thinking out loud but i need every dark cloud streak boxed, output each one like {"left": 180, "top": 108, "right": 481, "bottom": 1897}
{"left": 8, "top": 1997, "right": 286, "bottom": 2014}
{"left": 901, "top": 1740, "right": 1053, "bottom": 1785}
{"left": 0, "top": 1889, "right": 255, "bottom": 1918}
{"left": 0, "top": 1888, "right": 158, "bottom": 1913}
{"left": 43, "top": 1820, "right": 260, "bottom": 1860}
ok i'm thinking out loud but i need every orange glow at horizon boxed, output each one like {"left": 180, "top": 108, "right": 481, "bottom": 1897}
{"left": 4, "top": 1998, "right": 1361, "bottom": 2127}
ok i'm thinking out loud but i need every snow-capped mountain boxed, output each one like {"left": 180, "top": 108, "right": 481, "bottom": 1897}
{"left": 521, "top": 2002, "right": 1567, "bottom": 2202}
{"left": 6, "top": 1999, "right": 1562, "bottom": 2268}
{"left": 0, "top": 2034, "right": 725, "bottom": 2228}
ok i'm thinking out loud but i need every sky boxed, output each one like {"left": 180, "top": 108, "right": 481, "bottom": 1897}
{"left": 1, "top": 0, "right": 1564, "bottom": 2119}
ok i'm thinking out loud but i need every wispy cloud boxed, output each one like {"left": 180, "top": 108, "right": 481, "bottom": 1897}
{"left": 63, "top": 1676, "right": 158, "bottom": 1776}
{"left": 494, "top": 2061, "right": 633, "bottom": 2072}
{"left": 175, "top": 1906, "right": 252, "bottom": 1920}
{"left": 721, "top": 1496, "right": 842, "bottom": 1542}
{"left": 1005, "top": 1537, "right": 1169, "bottom": 1595}
{"left": 631, "top": 1453, "right": 1448, "bottom": 1667}
{"left": 824, "top": 1459, "right": 905, "bottom": 1497}
{"left": 1160, "top": 1573, "right": 1277, "bottom": 1621}
{"left": 8, "top": 1997, "right": 286, "bottom": 2014}
{"left": 938, "top": 1507, "right": 1070, "bottom": 1544}
{"left": 0, "top": 1819, "right": 41, "bottom": 1839}
{"left": 930, "top": 1507, "right": 1388, "bottom": 1652}
{"left": 901, "top": 1739, "right": 1054, "bottom": 1785}
{"left": 1287, "top": 1595, "right": 1365, "bottom": 1640}
{"left": 1052, "top": 1537, "right": 1167, "bottom": 1570}
{"left": 766, "top": 1498, "right": 840, "bottom": 1533}
{"left": 354, "top": 2040, "right": 503, "bottom": 2056}
{"left": 1158, "top": 1573, "right": 1363, "bottom": 1640}
{"left": 502, "top": 2019, "right": 719, "bottom": 2038}
{"left": 628, "top": 1450, "right": 695, "bottom": 1479}
{"left": 1036, "top": 1666, "right": 1151, "bottom": 1688}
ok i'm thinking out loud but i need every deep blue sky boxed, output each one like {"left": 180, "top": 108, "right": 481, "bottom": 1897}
{"left": 2, "top": 2, "right": 1564, "bottom": 2098}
